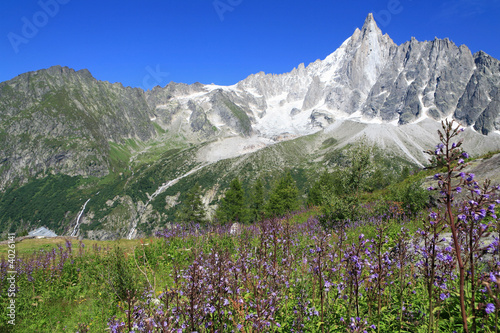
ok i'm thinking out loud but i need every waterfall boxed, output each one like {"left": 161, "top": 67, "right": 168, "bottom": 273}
{"left": 71, "top": 198, "right": 91, "bottom": 237}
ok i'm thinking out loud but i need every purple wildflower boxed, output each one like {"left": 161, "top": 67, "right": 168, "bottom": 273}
{"left": 485, "top": 303, "right": 495, "bottom": 315}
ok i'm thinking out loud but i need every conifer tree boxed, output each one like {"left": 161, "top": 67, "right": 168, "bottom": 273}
{"left": 176, "top": 183, "right": 206, "bottom": 225}
{"left": 265, "top": 171, "right": 299, "bottom": 217}
{"left": 215, "top": 178, "right": 246, "bottom": 224}
{"left": 344, "top": 137, "right": 372, "bottom": 196}
{"left": 307, "top": 170, "right": 336, "bottom": 207}
{"left": 249, "top": 178, "right": 265, "bottom": 222}
{"left": 318, "top": 138, "right": 373, "bottom": 229}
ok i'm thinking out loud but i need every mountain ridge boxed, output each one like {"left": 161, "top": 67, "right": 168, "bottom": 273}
{"left": 1, "top": 13, "right": 500, "bottom": 239}
{"left": 2, "top": 13, "right": 500, "bottom": 189}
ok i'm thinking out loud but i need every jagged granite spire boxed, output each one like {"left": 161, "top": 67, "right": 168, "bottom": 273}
{"left": 345, "top": 13, "right": 397, "bottom": 91}
{"left": 360, "top": 13, "right": 382, "bottom": 37}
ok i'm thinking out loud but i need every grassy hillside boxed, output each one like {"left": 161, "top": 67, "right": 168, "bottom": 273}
{"left": 0, "top": 129, "right": 426, "bottom": 240}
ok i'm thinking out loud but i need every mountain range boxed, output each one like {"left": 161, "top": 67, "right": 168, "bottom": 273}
{"left": 1, "top": 13, "right": 500, "bottom": 239}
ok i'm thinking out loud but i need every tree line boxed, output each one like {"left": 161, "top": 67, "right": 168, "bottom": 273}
{"left": 175, "top": 171, "right": 301, "bottom": 225}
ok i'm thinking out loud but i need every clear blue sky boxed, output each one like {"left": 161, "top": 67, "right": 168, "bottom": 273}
{"left": 1, "top": 0, "right": 499, "bottom": 89}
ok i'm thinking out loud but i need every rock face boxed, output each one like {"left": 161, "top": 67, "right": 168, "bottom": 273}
{"left": 454, "top": 51, "right": 500, "bottom": 135}
{"left": 362, "top": 37, "right": 475, "bottom": 124}
{"left": 0, "top": 66, "right": 157, "bottom": 189}
{"left": 231, "top": 14, "right": 498, "bottom": 132}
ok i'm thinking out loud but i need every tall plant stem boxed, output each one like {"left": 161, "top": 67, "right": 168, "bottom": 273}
{"left": 399, "top": 270, "right": 404, "bottom": 333}
{"left": 318, "top": 246, "right": 324, "bottom": 333}
{"left": 428, "top": 240, "right": 436, "bottom": 333}
{"left": 376, "top": 228, "right": 384, "bottom": 333}
{"left": 469, "top": 231, "right": 477, "bottom": 333}
{"left": 449, "top": 211, "right": 469, "bottom": 332}
{"left": 495, "top": 310, "right": 498, "bottom": 333}
{"left": 127, "top": 291, "right": 132, "bottom": 332}
{"left": 445, "top": 135, "right": 469, "bottom": 333}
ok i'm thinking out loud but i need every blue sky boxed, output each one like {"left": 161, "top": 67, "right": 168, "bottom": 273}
{"left": 1, "top": 0, "right": 499, "bottom": 89}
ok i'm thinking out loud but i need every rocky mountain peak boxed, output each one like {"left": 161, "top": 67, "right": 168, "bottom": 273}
{"left": 341, "top": 13, "right": 396, "bottom": 93}
{"left": 474, "top": 50, "right": 500, "bottom": 71}
{"left": 360, "top": 13, "right": 382, "bottom": 39}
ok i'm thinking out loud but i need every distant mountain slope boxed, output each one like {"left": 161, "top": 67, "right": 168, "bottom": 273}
{"left": 1, "top": 13, "right": 500, "bottom": 239}
{"left": 0, "top": 66, "right": 156, "bottom": 189}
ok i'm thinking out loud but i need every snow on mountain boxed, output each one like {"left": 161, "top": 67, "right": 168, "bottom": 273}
{"left": 144, "top": 13, "right": 500, "bottom": 164}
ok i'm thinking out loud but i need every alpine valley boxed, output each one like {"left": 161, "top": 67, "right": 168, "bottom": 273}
{"left": 1, "top": 14, "right": 500, "bottom": 240}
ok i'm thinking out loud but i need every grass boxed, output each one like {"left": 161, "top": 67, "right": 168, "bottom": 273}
{"left": 108, "top": 142, "right": 133, "bottom": 172}
{"left": 1, "top": 208, "right": 319, "bottom": 258}
{"left": 152, "top": 122, "right": 167, "bottom": 135}
{"left": 321, "top": 137, "right": 338, "bottom": 148}
{"left": 0, "top": 237, "right": 141, "bottom": 257}
{"left": 223, "top": 100, "right": 252, "bottom": 135}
